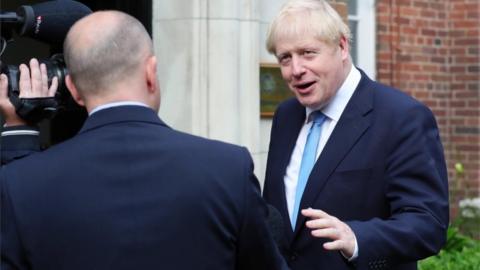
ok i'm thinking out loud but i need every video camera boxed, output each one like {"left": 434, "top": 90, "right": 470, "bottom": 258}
{"left": 0, "top": 0, "right": 91, "bottom": 123}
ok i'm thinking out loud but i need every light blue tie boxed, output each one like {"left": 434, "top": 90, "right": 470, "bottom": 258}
{"left": 291, "top": 111, "right": 326, "bottom": 229}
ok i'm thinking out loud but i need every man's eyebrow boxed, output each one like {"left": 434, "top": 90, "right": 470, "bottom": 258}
{"left": 276, "top": 52, "right": 289, "bottom": 59}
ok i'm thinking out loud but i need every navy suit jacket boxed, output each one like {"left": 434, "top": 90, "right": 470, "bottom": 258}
{"left": 1, "top": 106, "right": 288, "bottom": 270}
{"left": 263, "top": 70, "right": 449, "bottom": 270}
{"left": 0, "top": 126, "right": 41, "bottom": 165}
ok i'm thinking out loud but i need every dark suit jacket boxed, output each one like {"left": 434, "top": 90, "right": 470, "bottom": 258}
{"left": 0, "top": 126, "right": 41, "bottom": 165}
{"left": 1, "top": 105, "right": 288, "bottom": 270}
{"left": 263, "top": 70, "right": 449, "bottom": 270}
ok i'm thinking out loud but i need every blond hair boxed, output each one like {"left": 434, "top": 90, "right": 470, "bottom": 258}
{"left": 266, "top": 0, "right": 351, "bottom": 54}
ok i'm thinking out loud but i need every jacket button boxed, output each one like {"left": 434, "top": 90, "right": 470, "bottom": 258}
{"left": 289, "top": 252, "right": 298, "bottom": 261}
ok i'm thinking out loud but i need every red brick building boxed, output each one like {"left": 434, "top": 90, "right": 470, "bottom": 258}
{"left": 331, "top": 0, "right": 479, "bottom": 217}
{"left": 376, "top": 0, "right": 479, "bottom": 217}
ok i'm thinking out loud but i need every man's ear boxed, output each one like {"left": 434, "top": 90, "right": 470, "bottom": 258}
{"left": 65, "top": 75, "right": 85, "bottom": 107}
{"left": 339, "top": 36, "right": 349, "bottom": 61}
{"left": 145, "top": 55, "right": 158, "bottom": 94}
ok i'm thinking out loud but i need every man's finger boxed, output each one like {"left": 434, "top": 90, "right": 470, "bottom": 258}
{"left": 311, "top": 228, "right": 340, "bottom": 239}
{"left": 323, "top": 239, "right": 345, "bottom": 251}
{"left": 305, "top": 218, "right": 334, "bottom": 229}
{"left": 19, "top": 64, "right": 31, "bottom": 97}
{"left": 0, "top": 74, "right": 8, "bottom": 98}
{"left": 40, "top": 63, "right": 50, "bottom": 94}
{"left": 49, "top": 76, "right": 58, "bottom": 97}
{"left": 29, "top": 58, "right": 42, "bottom": 95}
{"left": 301, "top": 208, "right": 330, "bottom": 219}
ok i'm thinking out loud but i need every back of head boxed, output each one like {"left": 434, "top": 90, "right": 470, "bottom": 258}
{"left": 266, "top": 0, "right": 351, "bottom": 54}
{"left": 63, "top": 11, "right": 153, "bottom": 97}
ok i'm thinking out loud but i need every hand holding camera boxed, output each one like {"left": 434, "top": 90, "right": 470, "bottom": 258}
{"left": 0, "top": 58, "right": 58, "bottom": 126}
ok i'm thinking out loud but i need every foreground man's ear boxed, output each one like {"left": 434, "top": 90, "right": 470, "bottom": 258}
{"left": 65, "top": 75, "right": 85, "bottom": 107}
{"left": 145, "top": 55, "right": 158, "bottom": 94}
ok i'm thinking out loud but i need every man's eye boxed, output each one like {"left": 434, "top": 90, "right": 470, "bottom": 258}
{"left": 304, "top": 50, "right": 317, "bottom": 56}
{"left": 278, "top": 56, "right": 291, "bottom": 65}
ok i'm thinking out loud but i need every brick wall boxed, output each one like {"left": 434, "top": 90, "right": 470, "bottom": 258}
{"left": 376, "top": 0, "right": 480, "bottom": 217}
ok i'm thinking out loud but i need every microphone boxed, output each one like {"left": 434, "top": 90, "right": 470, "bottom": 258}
{"left": 0, "top": 1, "right": 92, "bottom": 45}
{"left": 266, "top": 204, "right": 285, "bottom": 248}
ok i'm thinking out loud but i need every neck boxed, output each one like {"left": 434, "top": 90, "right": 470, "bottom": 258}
{"left": 343, "top": 59, "right": 353, "bottom": 79}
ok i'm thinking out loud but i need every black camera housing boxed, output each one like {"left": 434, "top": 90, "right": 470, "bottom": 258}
{"left": 1, "top": 54, "right": 71, "bottom": 107}
{"left": 0, "top": 54, "right": 78, "bottom": 123}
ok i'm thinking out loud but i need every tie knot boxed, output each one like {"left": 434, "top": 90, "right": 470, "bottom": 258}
{"left": 309, "top": 111, "right": 326, "bottom": 124}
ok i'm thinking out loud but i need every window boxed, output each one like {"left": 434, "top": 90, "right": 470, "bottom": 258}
{"left": 338, "top": 0, "right": 376, "bottom": 78}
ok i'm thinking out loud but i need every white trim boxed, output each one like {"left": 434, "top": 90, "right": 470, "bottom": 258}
{"left": 355, "top": 0, "right": 376, "bottom": 79}
{"left": 89, "top": 101, "right": 149, "bottom": 116}
{"left": 1, "top": 130, "right": 39, "bottom": 136}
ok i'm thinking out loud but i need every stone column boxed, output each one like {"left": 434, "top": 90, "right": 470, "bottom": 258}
{"left": 152, "top": 0, "right": 263, "bottom": 179}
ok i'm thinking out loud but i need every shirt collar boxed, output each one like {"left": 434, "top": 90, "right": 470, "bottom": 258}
{"left": 305, "top": 65, "right": 361, "bottom": 123}
{"left": 90, "top": 101, "right": 149, "bottom": 116}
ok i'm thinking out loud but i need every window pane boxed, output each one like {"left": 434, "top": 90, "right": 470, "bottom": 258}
{"left": 348, "top": 0, "right": 357, "bottom": 15}
{"left": 349, "top": 20, "right": 358, "bottom": 64}
{"left": 336, "top": 0, "right": 357, "bottom": 15}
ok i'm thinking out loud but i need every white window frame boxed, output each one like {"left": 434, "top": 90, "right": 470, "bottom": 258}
{"left": 349, "top": 0, "right": 376, "bottom": 79}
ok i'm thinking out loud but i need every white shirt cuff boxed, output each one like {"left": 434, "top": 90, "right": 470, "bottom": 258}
{"left": 341, "top": 235, "right": 358, "bottom": 261}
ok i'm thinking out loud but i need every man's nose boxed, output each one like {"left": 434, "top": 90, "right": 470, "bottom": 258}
{"left": 291, "top": 56, "right": 305, "bottom": 77}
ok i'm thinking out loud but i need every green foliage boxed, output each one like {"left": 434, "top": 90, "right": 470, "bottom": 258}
{"left": 454, "top": 162, "right": 464, "bottom": 175}
{"left": 418, "top": 227, "right": 480, "bottom": 270}
{"left": 456, "top": 198, "right": 480, "bottom": 239}
{"left": 419, "top": 162, "right": 480, "bottom": 269}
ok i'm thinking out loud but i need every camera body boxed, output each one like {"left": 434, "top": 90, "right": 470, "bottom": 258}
{"left": 1, "top": 54, "right": 69, "bottom": 105}
{"left": 0, "top": 54, "right": 72, "bottom": 123}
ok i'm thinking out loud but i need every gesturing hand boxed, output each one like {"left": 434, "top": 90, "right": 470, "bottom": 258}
{"left": 302, "top": 208, "right": 357, "bottom": 258}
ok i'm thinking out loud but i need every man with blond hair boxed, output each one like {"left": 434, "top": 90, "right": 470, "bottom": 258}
{"left": 1, "top": 10, "right": 288, "bottom": 270}
{"left": 263, "top": 0, "right": 449, "bottom": 269}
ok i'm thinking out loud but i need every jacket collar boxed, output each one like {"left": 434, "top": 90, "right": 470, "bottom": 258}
{"left": 79, "top": 105, "right": 169, "bottom": 134}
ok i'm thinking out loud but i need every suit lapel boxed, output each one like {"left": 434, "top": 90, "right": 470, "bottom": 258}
{"left": 293, "top": 72, "right": 374, "bottom": 238}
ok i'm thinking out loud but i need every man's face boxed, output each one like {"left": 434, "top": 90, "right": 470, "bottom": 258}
{"left": 275, "top": 36, "right": 349, "bottom": 109}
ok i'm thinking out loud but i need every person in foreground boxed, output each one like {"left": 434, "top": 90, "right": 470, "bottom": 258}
{"left": 262, "top": 0, "right": 449, "bottom": 269}
{"left": 0, "top": 11, "right": 288, "bottom": 270}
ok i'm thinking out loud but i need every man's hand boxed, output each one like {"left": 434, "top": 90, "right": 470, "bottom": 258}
{"left": 302, "top": 208, "right": 356, "bottom": 258}
{"left": 0, "top": 58, "right": 58, "bottom": 127}
{"left": 0, "top": 74, "right": 23, "bottom": 126}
